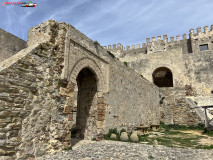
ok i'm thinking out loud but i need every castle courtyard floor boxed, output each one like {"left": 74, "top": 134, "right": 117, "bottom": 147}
{"left": 37, "top": 140, "right": 213, "bottom": 160}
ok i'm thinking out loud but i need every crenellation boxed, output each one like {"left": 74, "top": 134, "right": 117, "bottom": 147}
{"left": 190, "top": 29, "right": 194, "bottom": 37}
{"left": 132, "top": 45, "right": 135, "bottom": 49}
{"left": 204, "top": 26, "right": 209, "bottom": 34}
{"left": 157, "top": 35, "right": 161, "bottom": 41}
{"left": 122, "top": 46, "right": 125, "bottom": 51}
{"left": 176, "top": 35, "right": 180, "bottom": 41}
{"left": 146, "top": 38, "right": 150, "bottom": 43}
{"left": 170, "top": 36, "right": 174, "bottom": 42}
{"left": 196, "top": 27, "right": 202, "bottom": 35}
{"left": 152, "top": 37, "right": 156, "bottom": 42}
{"left": 106, "top": 41, "right": 149, "bottom": 55}
{"left": 106, "top": 43, "right": 125, "bottom": 51}
{"left": 117, "top": 43, "right": 122, "bottom": 50}
{"left": 211, "top": 25, "right": 213, "bottom": 31}
{"left": 126, "top": 46, "right": 130, "bottom": 51}
{"left": 106, "top": 25, "right": 213, "bottom": 56}
{"left": 183, "top": 34, "right": 187, "bottom": 40}
{"left": 113, "top": 44, "right": 116, "bottom": 49}
{"left": 189, "top": 25, "right": 213, "bottom": 39}
{"left": 163, "top": 35, "right": 168, "bottom": 42}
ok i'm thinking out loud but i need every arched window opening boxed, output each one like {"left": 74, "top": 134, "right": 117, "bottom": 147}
{"left": 152, "top": 67, "right": 173, "bottom": 87}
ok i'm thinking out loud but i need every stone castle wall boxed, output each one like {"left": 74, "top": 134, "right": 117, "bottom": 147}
{"left": 104, "top": 61, "right": 160, "bottom": 132}
{"left": 61, "top": 21, "right": 161, "bottom": 136}
{"left": 105, "top": 25, "right": 213, "bottom": 126}
{"left": 183, "top": 48, "right": 213, "bottom": 96}
{"left": 106, "top": 25, "right": 213, "bottom": 97}
{"left": 159, "top": 88, "right": 203, "bottom": 125}
{"left": 0, "top": 20, "right": 161, "bottom": 159}
{"left": 0, "top": 29, "right": 27, "bottom": 63}
{"left": 0, "top": 20, "right": 71, "bottom": 159}
{"left": 118, "top": 48, "right": 213, "bottom": 96}
{"left": 119, "top": 48, "right": 189, "bottom": 88}
{"left": 105, "top": 25, "right": 213, "bottom": 55}
{"left": 1, "top": 19, "right": 212, "bottom": 159}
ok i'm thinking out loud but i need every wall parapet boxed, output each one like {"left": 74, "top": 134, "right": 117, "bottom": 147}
{"left": 103, "top": 42, "right": 147, "bottom": 52}
{"left": 190, "top": 25, "right": 213, "bottom": 38}
{"left": 105, "top": 24, "right": 213, "bottom": 55}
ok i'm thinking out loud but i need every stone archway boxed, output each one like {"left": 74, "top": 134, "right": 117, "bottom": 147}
{"left": 152, "top": 67, "right": 173, "bottom": 87}
{"left": 69, "top": 58, "right": 104, "bottom": 94}
{"left": 72, "top": 67, "right": 98, "bottom": 139}
{"left": 64, "top": 58, "right": 106, "bottom": 141}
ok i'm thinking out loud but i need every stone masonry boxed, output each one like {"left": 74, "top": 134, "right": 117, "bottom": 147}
{"left": 0, "top": 20, "right": 160, "bottom": 159}
{"left": 1, "top": 19, "right": 213, "bottom": 159}
{"left": 106, "top": 25, "right": 213, "bottom": 126}
{"left": 0, "top": 29, "right": 27, "bottom": 63}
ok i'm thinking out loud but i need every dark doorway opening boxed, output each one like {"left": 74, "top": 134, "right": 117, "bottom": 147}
{"left": 152, "top": 67, "right": 173, "bottom": 87}
{"left": 71, "top": 68, "right": 97, "bottom": 140}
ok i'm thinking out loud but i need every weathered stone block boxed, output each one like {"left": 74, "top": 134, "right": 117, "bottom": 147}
{"left": 67, "top": 114, "right": 72, "bottom": 121}
{"left": 66, "top": 82, "right": 75, "bottom": 92}
{"left": 97, "top": 97, "right": 105, "bottom": 104}
{"left": 96, "top": 121, "right": 103, "bottom": 129}
{"left": 0, "top": 149, "right": 6, "bottom": 155}
{"left": 63, "top": 105, "right": 72, "bottom": 114}
{"left": 45, "top": 80, "right": 50, "bottom": 86}
{"left": 0, "top": 111, "right": 9, "bottom": 117}
{"left": 63, "top": 142, "right": 71, "bottom": 149}
{"left": 0, "top": 133, "right": 6, "bottom": 139}
{"left": 0, "top": 140, "right": 6, "bottom": 146}
{"left": 66, "top": 97, "right": 74, "bottom": 106}
{"left": 59, "top": 87, "right": 73, "bottom": 97}
{"left": 0, "top": 118, "right": 11, "bottom": 123}
{"left": 64, "top": 133, "right": 71, "bottom": 141}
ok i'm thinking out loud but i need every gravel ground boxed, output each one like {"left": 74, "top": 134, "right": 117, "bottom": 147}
{"left": 37, "top": 140, "right": 213, "bottom": 160}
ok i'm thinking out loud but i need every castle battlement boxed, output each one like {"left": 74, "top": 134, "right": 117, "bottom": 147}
{"left": 190, "top": 25, "right": 213, "bottom": 38}
{"left": 103, "top": 42, "right": 147, "bottom": 51}
{"left": 103, "top": 43, "right": 148, "bottom": 54}
{"left": 146, "top": 34, "right": 188, "bottom": 43}
{"left": 105, "top": 24, "right": 213, "bottom": 55}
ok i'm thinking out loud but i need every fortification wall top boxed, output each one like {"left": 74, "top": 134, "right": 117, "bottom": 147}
{"left": 189, "top": 25, "right": 213, "bottom": 53}
{"left": 105, "top": 24, "right": 213, "bottom": 56}
{"left": 189, "top": 25, "right": 213, "bottom": 38}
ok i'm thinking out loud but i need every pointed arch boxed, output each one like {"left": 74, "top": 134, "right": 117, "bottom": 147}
{"left": 69, "top": 58, "right": 104, "bottom": 94}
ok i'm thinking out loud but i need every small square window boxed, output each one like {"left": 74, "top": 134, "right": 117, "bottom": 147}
{"left": 199, "top": 44, "right": 208, "bottom": 51}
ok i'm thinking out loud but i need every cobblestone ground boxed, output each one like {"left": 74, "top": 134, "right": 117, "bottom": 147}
{"left": 37, "top": 140, "right": 213, "bottom": 160}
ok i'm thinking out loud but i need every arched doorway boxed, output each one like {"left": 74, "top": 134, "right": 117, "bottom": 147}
{"left": 72, "top": 67, "right": 97, "bottom": 140}
{"left": 152, "top": 67, "right": 173, "bottom": 87}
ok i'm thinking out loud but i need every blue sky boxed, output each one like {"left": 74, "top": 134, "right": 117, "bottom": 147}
{"left": 1, "top": 0, "right": 213, "bottom": 47}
